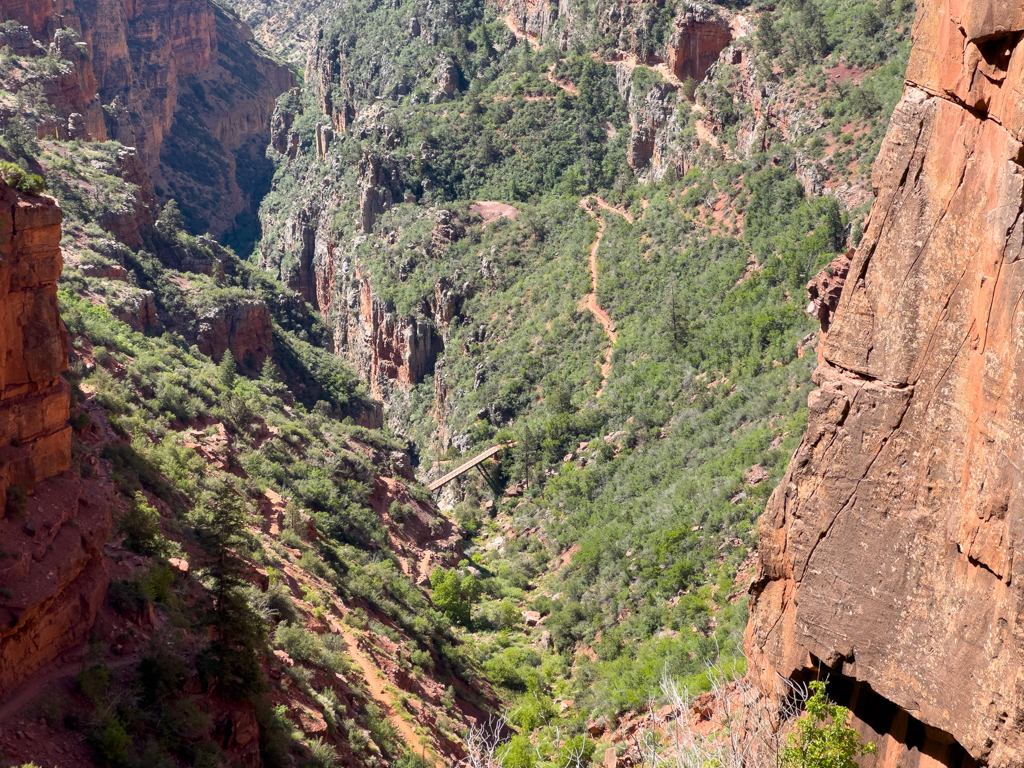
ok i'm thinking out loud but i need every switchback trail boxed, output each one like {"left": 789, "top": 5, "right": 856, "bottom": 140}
{"left": 579, "top": 196, "right": 631, "bottom": 396}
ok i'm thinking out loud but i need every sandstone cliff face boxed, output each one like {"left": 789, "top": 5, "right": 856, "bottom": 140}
{"left": 747, "top": 1, "right": 1024, "bottom": 766}
{"left": 261, "top": 164, "right": 454, "bottom": 405}
{"left": 340, "top": 264, "right": 445, "bottom": 402}
{"left": 0, "top": 188, "right": 71, "bottom": 505}
{"left": 664, "top": 5, "right": 733, "bottom": 84}
{"left": 2, "top": 0, "right": 294, "bottom": 239}
{"left": 196, "top": 298, "right": 274, "bottom": 370}
{"left": 500, "top": 0, "right": 733, "bottom": 78}
{"left": 0, "top": 184, "right": 112, "bottom": 697}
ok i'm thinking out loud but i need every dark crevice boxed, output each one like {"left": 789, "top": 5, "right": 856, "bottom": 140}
{"left": 958, "top": 543, "right": 1004, "bottom": 581}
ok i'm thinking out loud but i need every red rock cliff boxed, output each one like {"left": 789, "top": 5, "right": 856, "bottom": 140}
{"left": 0, "top": 184, "right": 112, "bottom": 697}
{"left": 747, "top": 1, "right": 1024, "bottom": 766}
{"left": 2, "top": 0, "right": 294, "bottom": 237}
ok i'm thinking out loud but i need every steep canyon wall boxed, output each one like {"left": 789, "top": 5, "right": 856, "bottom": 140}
{"left": 1, "top": 0, "right": 294, "bottom": 238}
{"left": 266, "top": 196, "right": 451, "bottom": 404}
{"left": 747, "top": 0, "right": 1024, "bottom": 766}
{"left": 0, "top": 185, "right": 111, "bottom": 697}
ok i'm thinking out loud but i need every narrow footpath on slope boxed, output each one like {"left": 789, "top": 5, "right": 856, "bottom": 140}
{"left": 0, "top": 650, "right": 140, "bottom": 725}
{"left": 578, "top": 197, "right": 631, "bottom": 396}
{"left": 328, "top": 617, "right": 439, "bottom": 766}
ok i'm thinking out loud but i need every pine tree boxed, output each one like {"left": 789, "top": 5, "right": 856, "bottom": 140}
{"left": 196, "top": 481, "right": 264, "bottom": 697}
{"left": 516, "top": 424, "right": 538, "bottom": 489}
{"left": 821, "top": 198, "right": 846, "bottom": 253}
{"left": 757, "top": 11, "right": 782, "bottom": 58}
{"left": 260, "top": 356, "right": 279, "bottom": 384}
{"left": 156, "top": 199, "right": 186, "bottom": 235}
{"left": 218, "top": 349, "right": 237, "bottom": 389}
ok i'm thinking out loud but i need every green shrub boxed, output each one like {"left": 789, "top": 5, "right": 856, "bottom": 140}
{"left": 88, "top": 717, "right": 133, "bottom": 768}
{"left": 4, "top": 484, "right": 27, "bottom": 518}
{"left": 783, "top": 681, "right": 876, "bottom": 768}
{"left": 305, "top": 736, "right": 341, "bottom": 768}
{"left": 409, "top": 648, "right": 433, "bottom": 671}
{"left": 118, "top": 492, "right": 167, "bottom": 556}
{"left": 0, "top": 161, "right": 46, "bottom": 195}
{"left": 274, "top": 623, "right": 321, "bottom": 663}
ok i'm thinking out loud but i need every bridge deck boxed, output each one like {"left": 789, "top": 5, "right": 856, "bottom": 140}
{"left": 427, "top": 443, "right": 512, "bottom": 491}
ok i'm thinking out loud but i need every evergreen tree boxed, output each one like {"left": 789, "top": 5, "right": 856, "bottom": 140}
{"left": 798, "top": 1, "right": 829, "bottom": 62}
{"left": 757, "top": 11, "right": 782, "bottom": 58}
{"left": 667, "top": 280, "right": 689, "bottom": 352}
{"left": 260, "top": 356, "right": 279, "bottom": 384}
{"left": 196, "top": 481, "right": 264, "bottom": 697}
{"left": 218, "top": 350, "right": 237, "bottom": 389}
{"left": 516, "top": 423, "right": 538, "bottom": 488}
{"left": 156, "top": 199, "right": 185, "bottom": 236}
{"left": 820, "top": 198, "right": 845, "bottom": 253}
{"left": 2, "top": 114, "right": 39, "bottom": 159}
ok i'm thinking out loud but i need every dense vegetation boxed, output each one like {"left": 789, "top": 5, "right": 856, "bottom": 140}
{"left": 251, "top": 0, "right": 916, "bottom": 756}
{"left": 0, "top": 0, "right": 917, "bottom": 760}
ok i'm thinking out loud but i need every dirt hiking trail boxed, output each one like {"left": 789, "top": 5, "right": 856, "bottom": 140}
{"left": 579, "top": 196, "right": 632, "bottom": 396}
{"left": 329, "top": 618, "right": 439, "bottom": 766}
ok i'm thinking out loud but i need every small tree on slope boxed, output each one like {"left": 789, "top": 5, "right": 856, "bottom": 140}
{"left": 783, "top": 680, "right": 876, "bottom": 768}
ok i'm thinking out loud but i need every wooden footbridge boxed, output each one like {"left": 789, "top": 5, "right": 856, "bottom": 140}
{"left": 427, "top": 442, "right": 514, "bottom": 492}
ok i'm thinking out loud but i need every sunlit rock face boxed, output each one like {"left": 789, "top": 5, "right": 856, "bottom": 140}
{"left": 747, "top": 1, "right": 1024, "bottom": 765}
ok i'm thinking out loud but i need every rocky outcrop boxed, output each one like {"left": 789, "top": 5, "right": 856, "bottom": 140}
{"left": 804, "top": 249, "right": 852, "bottom": 334}
{"left": 665, "top": 7, "right": 732, "bottom": 84}
{"left": 305, "top": 28, "right": 356, "bottom": 132}
{"left": 358, "top": 150, "right": 400, "bottom": 234}
{"left": 0, "top": 184, "right": 112, "bottom": 697}
{"left": 0, "top": 188, "right": 71, "bottom": 505}
{"left": 196, "top": 298, "right": 274, "bottom": 370}
{"left": 500, "top": 0, "right": 731, "bottom": 73}
{"left": 747, "top": 1, "right": 1024, "bottom": 766}
{"left": 260, "top": 189, "right": 462, "bottom": 403}
{"left": 616, "top": 65, "right": 689, "bottom": 180}
{"left": 341, "top": 264, "right": 444, "bottom": 401}
{"left": 2, "top": 0, "right": 294, "bottom": 238}
{"left": 501, "top": 0, "right": 565, "bottom": 48}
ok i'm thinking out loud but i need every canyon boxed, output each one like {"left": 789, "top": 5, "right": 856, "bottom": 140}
{"left": 9, "top": 0, "right": 1023, "bottom": 761}
{"left": 746, "top": 0, "right": 1024, "bottom": 766}
{"left": 0, "top": 0, "right": 294, "bottom": 240}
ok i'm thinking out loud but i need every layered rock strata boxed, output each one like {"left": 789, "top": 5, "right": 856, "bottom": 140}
{"left": 196, "top": 298, "right": 274, "bottom": 370}
{"left": 262, "top": 182, "right": 465, "bottom": 406}
{"left": 341, "top": 264, "right": 445, "bottom": 402}
{"left": 2, "top": 0, "right": 294, "bottom": 237}
{"left": 0, "top": 187, "right": 71, "bottom": 506}
{"left": 0, "top": 184, "right": 112, "bottom": 697}
{"left": 747, "top": 1, "right": 1024, "bottom": 766}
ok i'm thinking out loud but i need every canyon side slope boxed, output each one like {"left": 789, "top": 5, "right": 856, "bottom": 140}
{"left": 1, "top": 0, "right": 295, "bottom": 245}
{"left": 0, "top": 3, "right": 503, "bottom": 766}
{"left": 747, "top": 0, "right": 1024, "bottom": 766}
{"left": 248, "top": 0, "right": 917, "bottom": 736}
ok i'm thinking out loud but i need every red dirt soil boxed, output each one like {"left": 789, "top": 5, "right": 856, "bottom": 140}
{"left": 470, "top": 201, "right": 520, "bottom": 224}
{"left": 578, "top": 196, "right": 632, "bottom": 396}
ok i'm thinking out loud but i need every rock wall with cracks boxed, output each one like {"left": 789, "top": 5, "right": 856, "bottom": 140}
{"left": 0, "top": 184, "right": 113, "bottom": 697}
{"left": 746, "top": 0, "right": 1024, "bottom": 766}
